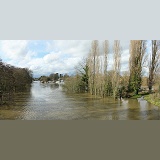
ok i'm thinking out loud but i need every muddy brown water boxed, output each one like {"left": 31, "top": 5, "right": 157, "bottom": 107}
{"left": 0, "top": 81, "right": 159, "bottom": 120}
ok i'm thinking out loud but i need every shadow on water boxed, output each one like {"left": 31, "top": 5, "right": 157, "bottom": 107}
{"left": 0, "top": 81, "right": 159, "bottom": 120}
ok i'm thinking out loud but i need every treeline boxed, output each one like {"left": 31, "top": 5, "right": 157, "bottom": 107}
{"left": 38, "top": 73, "right": 69, "bottom": 83}
{"left": 0, "top": 59, "right": 33, "bottom": 104}
{"left": 64, "top": 40, "right": 160, "bottom": 99}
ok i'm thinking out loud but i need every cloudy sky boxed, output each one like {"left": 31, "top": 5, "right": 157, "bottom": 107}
{"left": 0, "top": 40, "right": 131, "bottom": 77}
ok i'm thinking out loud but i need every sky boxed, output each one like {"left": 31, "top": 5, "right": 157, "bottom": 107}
{"left": 0, "top": 40, "right": 135, "bottom": 77}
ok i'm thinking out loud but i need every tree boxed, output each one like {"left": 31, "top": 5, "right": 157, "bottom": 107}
{"left": 49, "top": 73, "right": 59, "bottom": 81}
{"left": 54, "top": 73, "right": 59, "bottom": 81}
{"left": 13, "top": 67, "right": 33, "bottom": 92}
{"left": 106, "top": 70, "right": 114, "bottom": 96}
{"left": 63, "top": 73, "right": 69, "bottom": 80}
{"left": 148, "top": 40, "right": 160, "bottom": 93}
{"left": 88, "top": 40, "right": 100, "bottom": 95}
{"left": 49, "top": 73, "right": 55, "bottom": 80}
{"left": 120, "top": 71, "right": 130, "bottom": 97}
{"left": 102, "top": 40, "right": 109, "bottom": 97}
{"left": 0, "top": 58, "right": 33, "bottom": 104}
{"left": 112, "top": 40, "right": 121, "bottom": 99}
{"left": 75, "top": 58, "right": 89, "bottom": 92}
{"left": 129, "top": 40, "right": 146, "bottom": 95}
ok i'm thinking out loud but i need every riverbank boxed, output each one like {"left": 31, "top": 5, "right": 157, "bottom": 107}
{"left": 144, "top": 94, "right": 160, "bottom": 107}
{"left": 130, "top": 93, "right": 149, "bottom": 99}
{"left": 129, "top": 92, "right": 160, "bottom": 107}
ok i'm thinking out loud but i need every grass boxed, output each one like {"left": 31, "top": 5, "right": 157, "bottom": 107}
{"left": 130, "top": 92, "right": 149, "bottom": 99}
{"left": 144, "top": 94, "right": 160, "bottom": 107}
{"left": 129, "top": 91, "right": 160, "bottom": 107}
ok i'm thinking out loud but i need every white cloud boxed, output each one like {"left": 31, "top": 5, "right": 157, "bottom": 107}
{"left": 47, "top": 40, "right": 91, "bottom": 58}
{"left": 0, "top": 40, "right": 131, "bottom": 77}
{"left": 43, "top": 51, "right": 60, "bottom": 63}
{"left": 1, "top": 40, "right": 28, "bottom": 60}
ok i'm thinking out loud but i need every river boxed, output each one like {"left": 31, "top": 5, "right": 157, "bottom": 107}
{"left": 0, "top": 81, "right": 159, "bottom": 120}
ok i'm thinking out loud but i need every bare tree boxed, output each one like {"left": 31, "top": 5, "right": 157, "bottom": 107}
{"left": 112, "top": 40, "right": 121, "bottom": 99}
{"left": 148, "top": 40, "right": 160, "bottom": 93}
{"left": 88, "top": 40, "right": 100, "bottom": 95}
{"left": 103, "top": 40, "right": 109, "bottom": 76}
{"left": 102, "top": 40, "right": 109, "bottom": 97}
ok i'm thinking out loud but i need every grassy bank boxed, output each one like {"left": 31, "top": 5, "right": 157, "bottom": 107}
{"left": 144, "top": 94, "right": 160, "bottom": 107}
{"left": 130, "top": 92, "right": 149, "bottom": 99}
{"left": 129, "top": 92, "right": 160, "bottom": 107}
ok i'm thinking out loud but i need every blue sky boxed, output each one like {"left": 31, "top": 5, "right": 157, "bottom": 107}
{"left": 0, "top": 40, "right": 148, "bottom": 77}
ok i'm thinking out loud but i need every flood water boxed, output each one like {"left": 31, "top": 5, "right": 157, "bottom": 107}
{"left": 0, "top": 81, "right": 159, "bottom": 120}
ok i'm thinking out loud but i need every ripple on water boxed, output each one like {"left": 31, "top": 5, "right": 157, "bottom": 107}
{"left": 0, "top": 82, "right": 159, "bottom": 120}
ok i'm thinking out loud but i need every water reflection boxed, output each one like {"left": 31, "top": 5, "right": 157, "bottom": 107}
{"left": 0, "top": 91, "right": 31, "bottom": 120}
{"left": 0, "top": 81, "right": 159, "bottom": 120}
